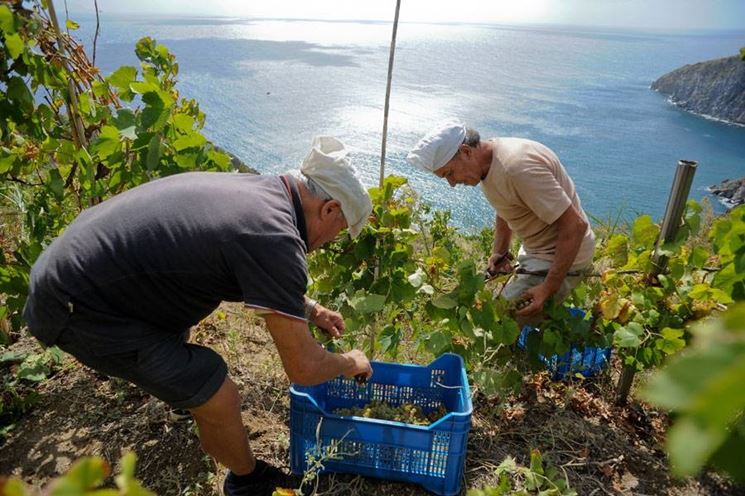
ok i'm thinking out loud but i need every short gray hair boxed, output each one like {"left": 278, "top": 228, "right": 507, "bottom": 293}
{"left": 451, "top": 127, "right": 480, "bottom": 161}
{"left": 463, "top": 127, "right": 480, "bottom": 147}
{"left": 286, "top": 169, "right": 332, "bottom": 200}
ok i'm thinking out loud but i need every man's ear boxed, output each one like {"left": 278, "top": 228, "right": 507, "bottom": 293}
{"left": 321, "top": 199, "right": 343, "bottom": 220}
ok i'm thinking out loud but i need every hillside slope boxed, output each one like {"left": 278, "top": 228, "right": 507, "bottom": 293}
{"left": 652, "top": 55, "right": 745, "bottom": 125}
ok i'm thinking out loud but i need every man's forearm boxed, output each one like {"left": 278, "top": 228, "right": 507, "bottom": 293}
{"left": 264, "top": 313, "right": 354, "bottom": 386}
{"left": 543, "top": 209, "right": 587, "bottom": 294}
{"left": 296, "top": 348, "right": 354, "bottom": 385}
{"left": 492, "top": 215, "right": 512, "bottom": 255}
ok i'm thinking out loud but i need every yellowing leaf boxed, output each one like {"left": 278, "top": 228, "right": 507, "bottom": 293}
{"left": 172, "top": 113, "right": 195, "bottom": 132}
{"left": 0, "top": 5, "right": 16, "bottom": 34}
{"left": 4, "top": 32, "right": 23, "bottom": 59}
{"left": 631, "top": 215, "right": 659, "bottom": 249}
{"left": 599, "top": 293, "right": 622, "bottom": 320}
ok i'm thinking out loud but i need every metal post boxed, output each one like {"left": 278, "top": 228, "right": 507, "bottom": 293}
{"left": 651, "top": 160, "right": 698, "bottom": 277}
{"left": 615, "top": 159, "right": 698, "bottom": 406}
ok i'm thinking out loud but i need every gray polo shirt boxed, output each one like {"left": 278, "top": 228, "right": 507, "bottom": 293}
{"left": 23, "top": 172, "right": 308, "bottom": 353}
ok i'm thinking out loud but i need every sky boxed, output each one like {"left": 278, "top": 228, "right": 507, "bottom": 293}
{"left": 63, "top": 0, "right": 745, "bottom": 31}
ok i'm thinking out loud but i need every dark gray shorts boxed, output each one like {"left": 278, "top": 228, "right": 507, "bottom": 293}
{"left": 52, "top": 324, "right": 228, "bottom": 409}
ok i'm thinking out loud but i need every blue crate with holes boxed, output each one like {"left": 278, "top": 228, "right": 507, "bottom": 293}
{"left": 517, "top": 307, "right": 611, "bottom": 380}
{"left": 289, "top": 353, "right": 472, "bottom": 495}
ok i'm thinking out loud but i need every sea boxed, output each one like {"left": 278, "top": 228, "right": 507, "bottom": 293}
{"left": 71, "top": 16, "right": 745, "bottom": 230}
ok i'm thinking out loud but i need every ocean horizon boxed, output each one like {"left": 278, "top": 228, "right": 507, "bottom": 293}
{"left": 71, "top": 15, "right": 745, "bottom": 230}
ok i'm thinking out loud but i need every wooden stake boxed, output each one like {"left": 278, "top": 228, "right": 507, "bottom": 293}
{"left": 378, "top": 0, "right": 401, "bottom": 189}
{"left": 47, "top": 0, "right": 88, "bottom": 148}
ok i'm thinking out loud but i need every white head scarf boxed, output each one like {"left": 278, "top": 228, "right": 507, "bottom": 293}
{"left": 406, "top": 119, "right": 466, "bottom": 172}
{"left": 301, "top": 136, "right": 372, "bottom": 238}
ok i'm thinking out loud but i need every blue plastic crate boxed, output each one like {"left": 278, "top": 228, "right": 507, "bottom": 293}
{"left": 517, "top": 308, "right": 611, "bottom": 380}
{"left": 289, "top": 353, "right": 472, "bottom": 495}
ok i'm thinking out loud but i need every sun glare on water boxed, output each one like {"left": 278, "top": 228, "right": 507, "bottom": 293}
{"left": 222, "top": 0, "right": 550, "bottom": 26}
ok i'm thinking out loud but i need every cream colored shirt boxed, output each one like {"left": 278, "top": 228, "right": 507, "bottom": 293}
{"left": 480, "top": 138, "right": 595, "bottom": 267}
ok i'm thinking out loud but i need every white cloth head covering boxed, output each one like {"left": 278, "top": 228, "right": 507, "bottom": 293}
{"left": 406, "top": 119, "right": 466, "bottom": 172}
{"left": 301, "top": 136, "right": 372, "bottom": 238}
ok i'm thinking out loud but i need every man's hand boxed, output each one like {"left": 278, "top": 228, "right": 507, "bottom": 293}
{"left": 264, "top": 313, "right": 368, "bottom": 385}
{"left": 309, "top": 303, "right": 346, "bottom": 338}
{"left": 342, "top": 349, "right": 373, "bottom": 380}
{"left": 515, "top": 283, "right": 554, "bottom": 316}
{"left": 487, "top": 252, "right": 513, "bottom": 277}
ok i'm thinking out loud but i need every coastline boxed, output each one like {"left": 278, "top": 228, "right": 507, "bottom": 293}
{"left": 652, "top": 88, "right": 745, "bottom": 128}
{"left": 706, "top": 177, "right": 745, "bottom": 210}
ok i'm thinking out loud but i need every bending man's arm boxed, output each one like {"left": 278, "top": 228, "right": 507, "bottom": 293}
{"left": 263, "top": 313, "right": 372, "bottom": 386}
{"left": 517, "top": 205, "right": 587, "bottom": 316}
{"left": 487, "top": 214, "right": 514, "bottom": 274}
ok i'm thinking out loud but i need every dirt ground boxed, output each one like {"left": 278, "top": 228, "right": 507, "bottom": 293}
{"left": 1, "top": 303, "right": 743, "bottom": 496}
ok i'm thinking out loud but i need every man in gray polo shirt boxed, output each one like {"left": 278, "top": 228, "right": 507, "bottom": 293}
{"left": 23, "top": 136, "right": 372, "bottom": 496}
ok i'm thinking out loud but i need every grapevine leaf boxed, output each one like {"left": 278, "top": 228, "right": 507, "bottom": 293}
{"left": 0, "top": 5, "right": 15, "bottom": 33}
{"left": 656, "top": 327, "right": 685, "bottom": 355}
{"left": 425, "top": 331, "right": 450, "bottom": 354}
{"left": 113, "top": 108, "right": 136, "bottom": 131}
{"left": 92, "top": 126, "right": 121, "bottom": 159}
{"left": 606, "top": 234, "right": 629, "bottom": 266}
{"left": 494, "top": 319, "right": 521, "bottom": 346}
{"left": 614, "top": 322, "right": 643, "bottom": 348}
{"left": 172, "top": 132, "right": 207, "bottom": 151}
{"left": 4, "top": 32, "right": 23, "bottom": 59}
{"left": 145, "top": 135, "right": 161, "bottom": 171}
{"left": 599, "top": 293, "right": 622, "bottom": 320}
{"left": 348, "top": 293, "right": 385, "bottom": 314}
{"left": 47, "top": 168, "right": 65, "bottom": 201}
{"left": 7, "top": 77, "right": 33, "bottom": 113}
{"left": 172, "top": 113, "right": 195, "bottom": 133}
{"left": 631, "top": 215, "right": 659, "bottom": 249}
{"left": 432, "top": 294, "right": 457, "bottom": 309}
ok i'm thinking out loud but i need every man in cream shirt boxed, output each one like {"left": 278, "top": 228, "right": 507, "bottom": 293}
{"left": 407, "top": 119, "right": 594, "bottom": 318}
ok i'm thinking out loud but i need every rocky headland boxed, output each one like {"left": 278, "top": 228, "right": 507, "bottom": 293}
{"left": 652, "top": 55, "right": 745, "bottom": 126}
{"left": 709, "top": 177, "right": 745, "bottom": 208}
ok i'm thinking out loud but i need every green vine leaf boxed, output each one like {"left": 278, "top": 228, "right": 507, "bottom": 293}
{"left": 432, "top": 294, "right": 457, "bottom": 309}
{"left": 172, "top": 132, "right": 207, "bottom": 151}
{"left": 614, "top": 322, "right": 644, "bottom": 348}
{"left": 348, "top": 292, "right": 386, "bottom": 314}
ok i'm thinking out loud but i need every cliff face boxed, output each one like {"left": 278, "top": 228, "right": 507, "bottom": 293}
{"left": 709, "top": 177, "right": 745, "bottom": 208}
{"left": 652, "top": 56, "right": 745, "bottom": 125}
